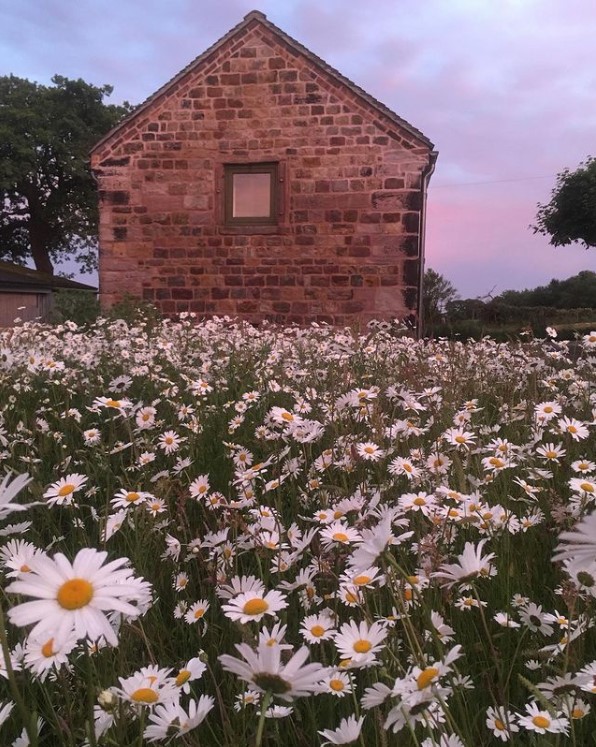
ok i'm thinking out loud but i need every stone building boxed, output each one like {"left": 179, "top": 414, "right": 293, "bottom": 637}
{"left": 91, "top": 11, "right": 436, "bottom": 328}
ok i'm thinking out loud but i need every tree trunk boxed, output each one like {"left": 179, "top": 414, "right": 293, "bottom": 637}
{"left": 29, "top": 219, "right": 54, "bottom": 274}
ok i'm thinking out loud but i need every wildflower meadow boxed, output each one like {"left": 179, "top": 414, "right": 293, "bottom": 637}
{"left": 0, "top": 314, "right": 595, "bottom": 746}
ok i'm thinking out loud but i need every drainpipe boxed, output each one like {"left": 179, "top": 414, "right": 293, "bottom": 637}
{"left": 416, "top": 150, "right": 438, "bottom": 338}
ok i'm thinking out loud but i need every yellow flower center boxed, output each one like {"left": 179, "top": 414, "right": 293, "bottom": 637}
{"left": 417, "top": 666, "right": 439, "bottom": 689}
{"left": 353, "top": 639, "right": 372, "bottom": 654}
{"left": 58, "top": 484, "right": 75, "bottom": 497}
{"left": 57, "top": 578, "right": 93, "bottom": 610}
{"left": 131, "top": 688, "right": 158, "bottom": 703}
{"left": 41, "top": 638, "right": 55, "bottom": 658}
{"left": 489, "top": 457, "right": 504, "bottom": 467}
{"left": 243, "top": 598, "right": 269, "bottom": 616}
{"left": 175, "top": 670, "right": 191, "bottom": 687}
{"left": 532, "top": 715, "right": 550, "bottom": 729}
{"left": 353, "top": 575, "right": 371, "bottom": 586}
{"left": 332, "top": 532, "right": 349, "bottom": 543}
{"left": 310, "top": 625, "right": 326, "bottom": 637}
{"left": 455, "top": 435, "right": 466, "bottom": 443}
{"left": 413, "top": 497, "right": 427, "bottom": 506}
{"left": 194, "top": 608, "right": 206, "bottom": 619}
{"left": 20, "top": 564, "right": 31, "bottom": 573}
{"left": 329, "top": 679, "right": 345, "bottom": 692}
{"left": 106, "top": 399, "right": 121, "bottom": 408}
{"left": 494, "top": 718, "right": 506, "bottom": 731}
{"left": 571, "top": 707, "right": 585, "bottom": 719}
{"left": 333, "top": 510, "right": 343, "bottom": 519}
{"left": 580, "top": 482, "right": 594, "bottom": 493}
{"left": 543, "top": 406, "right": 553, "bottom": 413}
{"left": 281, "top": 412, "right": 294, "bottom": 422}
{"left": 545, "top": 451, "right": 557, "bottom": 459}
{"left": 345, "top": 591, "right": 359, "bottom": 604}
{"left": 126, "top": 492, "right": 141, "bottom": 502}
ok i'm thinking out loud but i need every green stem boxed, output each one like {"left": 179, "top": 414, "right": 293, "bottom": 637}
{"left": 83, "top": 651, "right": 98, "bottom": 747}
{"left": 255, "top": 691, "right": 271, "bottom": 747}
{"left": 0, "top": 604, "right": 38, "bottom": 747}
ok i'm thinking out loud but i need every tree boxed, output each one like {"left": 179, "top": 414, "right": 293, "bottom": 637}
{"left": 497, "top": 270, "right": 596, "bottom": 309}
{"left": 533, "top": 157, "right": 596, "bottom": 249}
{"left": 423, "top": 268, "right": 459, "bottom": 330}
{"left": 0, "top": 75, "right": 132, "bottom": 274}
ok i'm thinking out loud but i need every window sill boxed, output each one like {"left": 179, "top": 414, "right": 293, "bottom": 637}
{"left": 219, "top": 224, "right": 282, "bottom": 235}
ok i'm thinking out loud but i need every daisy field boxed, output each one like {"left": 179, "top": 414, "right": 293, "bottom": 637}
{"left": 0, "top": 314, "right": 595, "bottom": 746}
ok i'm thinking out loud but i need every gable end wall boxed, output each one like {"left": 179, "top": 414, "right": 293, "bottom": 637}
{"left": 92, "top": 23, "right": 433, "bottom": 326}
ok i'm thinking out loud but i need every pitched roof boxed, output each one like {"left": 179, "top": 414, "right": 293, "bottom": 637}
{"left": 92, "top": 10, "right": 433, "bottom": 154}
{"left": 0, "top": 261, "right": 97, "bottom": 292}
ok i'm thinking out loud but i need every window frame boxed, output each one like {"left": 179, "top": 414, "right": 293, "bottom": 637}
{"left": 223, "top": 162, "right": 279, "bottom": 226}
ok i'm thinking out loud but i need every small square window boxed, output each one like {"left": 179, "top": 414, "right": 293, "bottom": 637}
{"left": 224, "top": 163, "right": 278, "bottom": 225}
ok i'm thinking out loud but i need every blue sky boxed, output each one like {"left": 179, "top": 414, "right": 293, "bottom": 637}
{"left": 2, "top": 0, "right": 595, "bottom": 298}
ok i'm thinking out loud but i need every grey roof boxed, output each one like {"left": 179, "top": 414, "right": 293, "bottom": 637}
{"left": 92, "top": 10, "right": 434, "bottom": 154}
{"left": 0, "top": 261, "right": 97, "bottom": 292}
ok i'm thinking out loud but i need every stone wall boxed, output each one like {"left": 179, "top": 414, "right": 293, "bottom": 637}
{"left": 91, "top": 16, "right": 433, "bottom": 326}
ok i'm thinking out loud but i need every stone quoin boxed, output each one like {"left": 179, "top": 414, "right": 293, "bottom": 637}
{"left": 91, "top": 10, "right": 437, "bottom": 328}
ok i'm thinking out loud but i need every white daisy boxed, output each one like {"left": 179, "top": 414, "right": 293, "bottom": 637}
{"left": 219, "top": 641, "right": 327, "bottom": 701}
{"left": 23, "top": 630, "right": 78, "bottom": 681}
{"left": 222, "top": 589, "right": 288, "bottom": 624}
{"left": 43, "top": 473, "right": 88, "bottom": 507}
{"left": 174, "top": 657, "right": 207, "bottom": 692}
{"left": 334, "top": 620, "right": 388, "bottom": 667}
{"left": 143, "top": 695, "right": 214, "bottom": 741}
{"left": 517, "top": 701, "right": 569, "bottom": 735}
{"left": 0, "top": 473, "right": 33, "bottom": 519}
{"left": 7, "top": 548, "right": 152, "bottom": 646}
{"left": 117, "top": 665, "right": 178, "bottom": 707}
{"left": 318, "top": 715, "right": 364, "bottom": 746}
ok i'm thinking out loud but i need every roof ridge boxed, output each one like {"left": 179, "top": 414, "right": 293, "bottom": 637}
{"left": 92, "top": 11, "right": 433, "bottom": 154}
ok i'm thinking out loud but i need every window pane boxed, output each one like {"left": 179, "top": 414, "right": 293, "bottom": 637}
{"left": 232, "top": 173, "right": 271, "bottom": 218}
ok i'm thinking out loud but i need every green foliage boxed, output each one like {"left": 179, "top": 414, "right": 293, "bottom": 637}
{"left": 497, "top": 270, "right": 596, "bottom": 309}
{"left": 48, "top": 289, "right": 100, "bottom": 326}
{"left": 0, "top": 74, "right": 133, "bottom": 274}
{"left": 107, "top": 293, "right": 162, "bottom": 327}
{"left": 437, "top": 271, "right": 596, "bottom": 340}
{"left": 422, "top": 267, "right": 459, "bottom": 333}
{"left": 533, "top": 157, "right": 596, "bottom": 248}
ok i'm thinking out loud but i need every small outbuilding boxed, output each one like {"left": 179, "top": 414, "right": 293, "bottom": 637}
{"left": 91, "top": 11, "right": 437, "bottom": 328}
{"left": 0, "top": 261, "right": 97, "bottom": 326}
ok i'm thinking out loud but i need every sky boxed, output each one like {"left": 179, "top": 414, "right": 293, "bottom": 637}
{"left": 2, "top": 0, "right": 595, "bottom": 299}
